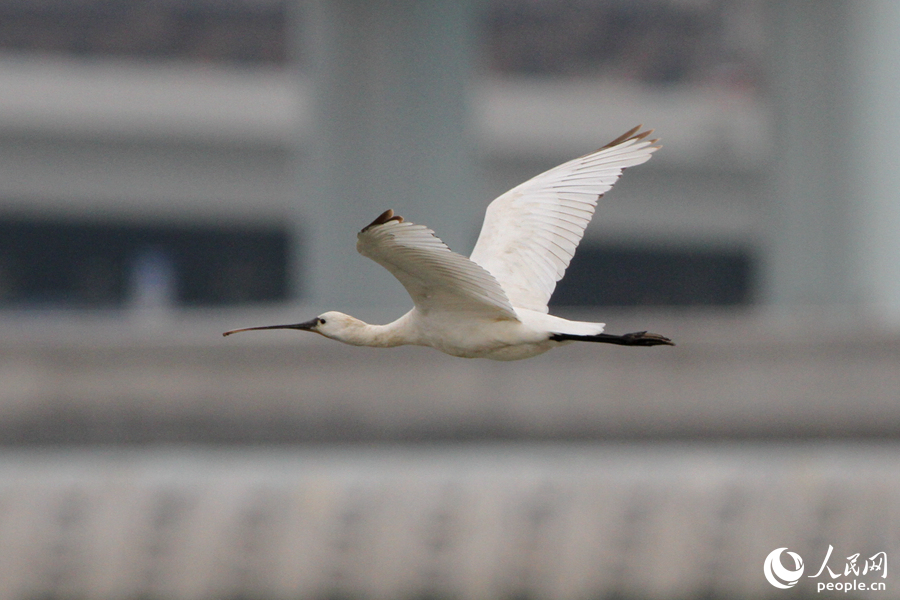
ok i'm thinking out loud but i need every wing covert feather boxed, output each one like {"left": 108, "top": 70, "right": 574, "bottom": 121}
{"left": 357, "top": 211, "right": 518, "bottom": 320}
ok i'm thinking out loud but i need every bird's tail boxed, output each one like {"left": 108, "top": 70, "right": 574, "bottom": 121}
{"left": 550, "top": 331, "right": 674, "bottom": 347}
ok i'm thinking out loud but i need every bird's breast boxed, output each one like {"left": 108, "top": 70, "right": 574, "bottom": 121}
{"left": 412, "top": 311, "right": 551, "bottom": 360}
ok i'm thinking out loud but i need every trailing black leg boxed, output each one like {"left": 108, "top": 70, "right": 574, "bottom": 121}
{"left": 550, "top": 331, "right": 674, "bottom": 347}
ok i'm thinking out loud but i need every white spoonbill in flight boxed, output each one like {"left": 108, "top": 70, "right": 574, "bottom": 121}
{"left": 224, "top": 125, "right": 673, "bottom": 360}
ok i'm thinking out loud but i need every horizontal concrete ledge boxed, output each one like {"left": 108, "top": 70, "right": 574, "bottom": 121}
{"left": 0, "top": 308, "right": 898, "bottom": 444}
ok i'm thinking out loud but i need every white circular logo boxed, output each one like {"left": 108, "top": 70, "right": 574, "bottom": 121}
{"left": 764, "top": 548, "right": 805, "bottom": 589}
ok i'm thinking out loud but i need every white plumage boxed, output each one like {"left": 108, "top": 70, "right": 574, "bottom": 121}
{"left": 224, "top": 125, "right": 673, "bottom": 360}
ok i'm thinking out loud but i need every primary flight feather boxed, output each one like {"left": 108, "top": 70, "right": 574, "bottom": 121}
{"left": 224, "top": 125, "right": 674, "bottom": 360}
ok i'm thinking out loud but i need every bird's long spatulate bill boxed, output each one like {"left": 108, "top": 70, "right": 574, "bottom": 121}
{"left": 222, "top": 318, "right": 317, "bottom": 337}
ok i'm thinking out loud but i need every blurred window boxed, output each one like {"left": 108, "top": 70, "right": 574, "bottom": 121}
{"left": 551, "top": 244, "right": 755, "bottom": 307}
{"left": 0, "top": 218, "right": 290, "bottom": 307}
{"left": 485, "top": 0, "right": 764, "bottom": 89}
{"left": 0, "top": 0, "right": 288, "bottom": 64}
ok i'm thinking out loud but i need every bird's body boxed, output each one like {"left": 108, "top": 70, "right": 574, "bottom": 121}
{"left": 224, "top": 125, "right": 674, "bottom": 358}
{"left": 312, "top": 308, "right": 606, "bottom": 360}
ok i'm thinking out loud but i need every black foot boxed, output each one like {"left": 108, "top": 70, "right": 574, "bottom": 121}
{"left": 549, "top": 331, "right": 675, "bottom": 346}
{"left": 618, "top": 331, "right": 675, "bottom": 347}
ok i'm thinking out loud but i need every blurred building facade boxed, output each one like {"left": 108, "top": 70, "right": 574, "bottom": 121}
{"left": 2, "top": 1, "right": 898, "bottom": 319}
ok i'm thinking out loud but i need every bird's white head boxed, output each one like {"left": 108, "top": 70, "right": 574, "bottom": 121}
{"left": 306, "top": 311, "right": 367, "bottom": 341}
{"left": 222, "top": 310, "right": 366, "bottom": 343}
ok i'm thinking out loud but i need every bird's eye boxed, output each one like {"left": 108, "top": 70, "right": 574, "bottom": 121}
{"left": 318, "top": 318, "right": 326, "bottom": 325}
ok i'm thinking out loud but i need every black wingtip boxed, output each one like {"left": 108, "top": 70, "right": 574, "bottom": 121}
{"left": 361, "top": 209, "right": 404, "bottom": 233}
{"left": 600, "top": 125, "right": 652, "bottom": 150}
{"left": 576, "top": 126, "right": 659, "bottom": 160}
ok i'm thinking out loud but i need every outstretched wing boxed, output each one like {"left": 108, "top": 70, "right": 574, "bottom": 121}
{"left": 357, "top": 210, "right": 519, "bottom": 320}
{"left": 469, "top": 126, "right": 659, "bottom": 312}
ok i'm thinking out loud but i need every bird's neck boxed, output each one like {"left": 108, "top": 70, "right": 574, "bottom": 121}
{"left": 334, "top": 312, "right": 416, "bottom": 348}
